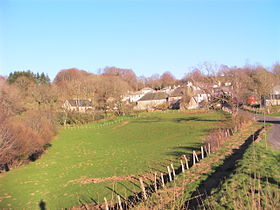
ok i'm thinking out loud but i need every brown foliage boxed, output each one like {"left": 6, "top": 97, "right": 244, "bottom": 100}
{"left": 0, "top": 107, "right": 56, "bottom": 172}
{"left": 205, "top": 112, "right": 254, "bottom": 151}
{"left": 102, "top": 67, "right": 138, "bottom": 90}
{"left": 160, "top": 71, "right": 176, "bottom": 88}
{"left": 0, "top": 83, "right": 25, "bottom": 116}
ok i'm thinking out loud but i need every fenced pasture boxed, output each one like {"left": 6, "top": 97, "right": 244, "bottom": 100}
{"left": 0, "top": 111, "right": 226, "bottom": 209}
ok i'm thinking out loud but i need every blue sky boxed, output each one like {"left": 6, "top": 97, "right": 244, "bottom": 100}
{"left": 0, "top": 0, "right": 279, "bottom": 80}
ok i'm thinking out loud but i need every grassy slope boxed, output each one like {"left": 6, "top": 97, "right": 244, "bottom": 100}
{"left": 0, "top": 111, "right": 225, "bottom": 209}
{"left": 204, "top": 130, "right": 280, "bottom": 209}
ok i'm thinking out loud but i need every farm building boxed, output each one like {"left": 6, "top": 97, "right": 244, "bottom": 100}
{"left": 63, "top": 99, "right": 93, "bottom": 112}
{"left": 135, "top": 92, "right": 168, "bottom": 110}
{"left": 169, "top": 87, "right": 208, "bottom": 109}
{"left": 261, "top": 85, "right": 280, "bottom": 107}
{"left": 122, "top": 87, "right": 154, "bottom": 103}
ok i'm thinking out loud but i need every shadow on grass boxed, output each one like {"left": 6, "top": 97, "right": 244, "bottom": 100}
{"left": 166, "top": 145, "right": 201, "bottom": 158}
{"left": 258, "top": 119, "right": 280, "bottom": 125}
{"left": 185, "top": 127, "right": 264, "bottom": 209}
{"left": 246, "top": 172, "right": 280, "bottom": 188}
{"left": 131, "top": 116, "right": 225, "bottom": 124}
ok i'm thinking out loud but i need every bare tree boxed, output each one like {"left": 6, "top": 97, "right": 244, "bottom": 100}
{"left": 160, "top": 71, "right": 176, "bottom": 88}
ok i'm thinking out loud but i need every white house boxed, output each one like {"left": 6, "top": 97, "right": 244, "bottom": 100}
{"left": 62, "top": 99, "right": 93, "bottom": 113}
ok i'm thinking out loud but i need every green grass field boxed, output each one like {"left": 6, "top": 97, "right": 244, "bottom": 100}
{"left": 204, "top": 131, "right": 280, "bottom": 209}
{"left": 0, "top": 111, "right": 226, "bottom": 209}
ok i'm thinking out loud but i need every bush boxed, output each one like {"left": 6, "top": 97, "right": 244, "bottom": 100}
{"left": 205, "top": 111, "right": 254, "bottom": 151}
{"left": 0, "top": 108, "right": 56, "bottom": 172}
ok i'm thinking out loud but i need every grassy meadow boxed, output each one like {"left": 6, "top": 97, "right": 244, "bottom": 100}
{"left": 203, "top": 132, "right": 280, "bottom": 209}
{"left": 0, "top": 111, "right": 226, "bottom": 209}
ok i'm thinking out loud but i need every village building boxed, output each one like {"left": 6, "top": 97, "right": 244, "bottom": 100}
{"left": 122, "top": 87, "right": 154, "bottom": 103}
{"left": 62, "top": 99, "right": 93, "bottom": 113}
{"left": 169, "top": 86, "right": 209, "bottom": 110}
{"left": 135, "top": 92, "right": 169, "bottom": 110}
{"left": 261, "top": 85, "right": 280, "bottom": 106}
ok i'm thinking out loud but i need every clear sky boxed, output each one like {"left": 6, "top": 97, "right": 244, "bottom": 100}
{"left": 0, "top": 0, "right": 279, "bottom": 80}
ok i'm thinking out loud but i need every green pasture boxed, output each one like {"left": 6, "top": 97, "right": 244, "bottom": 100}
{"left": 204, "top": 131, "right": 280, "bottom": 209}
{"left": 0, "top": 111, "right": 226, "bottom": 209}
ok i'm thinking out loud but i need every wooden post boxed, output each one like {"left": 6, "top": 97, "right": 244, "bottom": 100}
{"left": 204, "top": 145, "right": 208, "bottom": 155}
{"left": 154, "top": 172, "right": 157, "bottom": 192}
{"left": 139, "top": 178, "right": 147, "bottom": 200}
{"left": 201, "top": 146, "right": 204, "bottom": 159}
{"left": 171, "top": 164, "right": 175, "bottom": 178}
{"left": 183, "top": 155, "right": 189, "bottom": 169}
{"left": 161, "top": 173, "right": 165, "bottom": 187}
{"left": 167, "top": 166, "right": 172, "bottom": 181}
{"left": 208, "top": 143, "right": 211, "bottom": 154}
{"left": 193, "top": 150, "right": 199, "bottom": 162}
{"left": 193, "top": 151, "right": 196, "bottom": 165}
{"left": 104, "top": 197, "right": 109, "bottom": 210}
{"left": 180, "top": 159, "right": 185, "bottom": 173}
{"left": 117, "top": 195, "right": 123, "bottom": 210}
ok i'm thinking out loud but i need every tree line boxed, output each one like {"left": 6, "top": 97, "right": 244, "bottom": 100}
{"left": 0, "top": 63, "right": 279, "bottom": 172}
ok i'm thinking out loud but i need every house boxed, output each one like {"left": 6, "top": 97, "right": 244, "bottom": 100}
{"left": 122, "top": 91, "right": 146, "bottom": 103}
{"left": 168, "top": 87, "right": 185, "bottom": 109}
{"left": 63, "top": 99, "right": 93, "bottom": 113}
{"left": 261, "top": 85, "right": 280, "bottom": 107}
{"left": 135, "top": 92, "right": 168, "bottom": 110}
{"left": 169, "top": 86, "right": 208, "bottom": 109}
{"left": 140, "top": 87, "right": 154, "bottom": 94}
{"left": 122, "top": 87, "right": 154, "bottom": 103}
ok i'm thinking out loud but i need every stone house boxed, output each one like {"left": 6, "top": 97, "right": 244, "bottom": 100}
{"left": 261, "top": 85, "right": 280, "bottom": 107}
{"left": 135, "top": 92, "right": 168, "bottom": 110}
{"left": 63, "top": 99, "right": 93, "bottom": 113}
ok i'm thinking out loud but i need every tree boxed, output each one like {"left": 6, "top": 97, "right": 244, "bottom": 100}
{"left": 0, "top": 83, "right": 25, "bottom": 116}
{"left": 160, "top": 71, "right": 176, "bottom": 88}
{"left": 102, "top": 67, "right": 138, "bottom": 90}
{"left": 146, "top": 74, "right": 161, "bottom": 89}
{"left": 95, "top": 75, "right": 131, "bottom": 115}
{"left": 54, "top": 68, "right": 93, "bottom": 100}
{"left": 7, "top": 70, "right": 50, "bottom": 85}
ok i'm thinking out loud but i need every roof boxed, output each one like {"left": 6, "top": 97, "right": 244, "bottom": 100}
{"left": 138, "top": 92, "right": 168, "bottom": 101}
{"left": 170, "top": 87, "right": 185, "bottom": 97}
{"left": 141, "top": 87, "right": 153, "bottom": 90}
{"left": 67, "top": 99, "right": 92, "bottom": 107}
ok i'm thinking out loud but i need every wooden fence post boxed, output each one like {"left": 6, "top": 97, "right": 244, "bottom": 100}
{"left": 201, "top": 146, "right": 204, "bottom": 159}
{"left": 208, "top": 143, "right": 211, "bottom": 154}
{"left": 193, "top": 150, "right": 199, "bottom": 164}
{"left": 139, "top": 178, "right": 147, "bottom": 200}
{"left": 204, "top": 145, "right": 208, "bottom": 156}
{"left": 161, "top": 173, "right": 165, "bottom": 187}
{"left": 154, "top": 172, "right": 157, "bottom": 192}
{"left": 117, "top": 195, "right": 123, "bottom": 210}
{"left": 171, "top": 164, "right": 176, "bottom": 178}
{"left": 183, "top": 155, "right": 189, "bottom": 169}
{"left": 167, "top": 166, "right": 172, "bottom": 181}
{"left": 193, "top": 151, "right": 196, "bottom": 165}
{"left": 104, "top": 197, "right": 109, "bottom": 210}
{"left": 180, "top": 159, "right": 185, "bottom": 173}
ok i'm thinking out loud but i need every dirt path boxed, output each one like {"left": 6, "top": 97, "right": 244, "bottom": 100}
{"left": 255, "top": 115, "right": 280, "bottom": 150}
